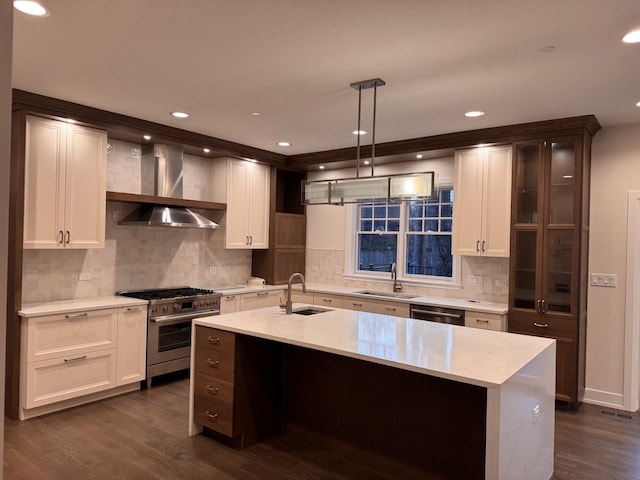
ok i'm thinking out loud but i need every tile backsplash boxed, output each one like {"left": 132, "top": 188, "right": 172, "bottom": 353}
{"left": 305, "top": 249, "right": 509, "bottom": 303}
{"left": 22, "top": 139, "right": 251, "bottom": 304}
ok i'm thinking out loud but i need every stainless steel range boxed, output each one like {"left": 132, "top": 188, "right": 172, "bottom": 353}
{"left": 118, "top": 287, "right": 221, "bottom": 386}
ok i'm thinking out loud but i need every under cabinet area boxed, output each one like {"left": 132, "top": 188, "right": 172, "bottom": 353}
{"left": 19, "top": 301, "right": 147, "bottom": 420}
{"left": 452, "top": 145, "right": 512, "bottom": 257}
{"left": 211, "top": 158, "right": 270, "bottom": 249}
{"left": 23, "top": 115, "right": 107, "bottom": 249}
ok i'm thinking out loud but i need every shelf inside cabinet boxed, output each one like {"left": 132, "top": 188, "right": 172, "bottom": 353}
{"left": 106, "top": 191, "right": 226, "bottom": 211}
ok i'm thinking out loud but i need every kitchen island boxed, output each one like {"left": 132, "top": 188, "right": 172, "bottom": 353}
{"left": 189, "top": 305, "right": 555, "bottom": 480}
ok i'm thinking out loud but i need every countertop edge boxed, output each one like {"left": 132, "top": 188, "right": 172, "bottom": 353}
{"left": 19, "top": 296, "right": 149, "bottom": 317}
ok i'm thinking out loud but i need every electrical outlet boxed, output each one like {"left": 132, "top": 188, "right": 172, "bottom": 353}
{"left": 132, "top": 147, "right": 141, "bottom": 158}
{"left": 591, "top": 273, "right": 617, "bottom": 287}
{"left": 467, "top": 275, "right": 483, "bottom": 286}
{"left": 79, "top": 272, "right": 91, "bottom": 281}
{"left": 335, "top": 265, "right": 341, "bottom": 275}
{"left": 311, "top": 265, "right": 319, "bottom": 272}
{"left": 532, "top": 405, "right": 540, "bottom": 423}
{"left": 495, "top": 279, "right": 507, "bottom": 287}
{"left": 208, "top": 265, "right": 217, "bottom": 275}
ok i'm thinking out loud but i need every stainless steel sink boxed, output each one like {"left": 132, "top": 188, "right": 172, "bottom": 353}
{"left": 354, "top": 290, "right": 418, "bottom": 300}
{"left": 292, "top": 307, "right": 333, "bottom": 316}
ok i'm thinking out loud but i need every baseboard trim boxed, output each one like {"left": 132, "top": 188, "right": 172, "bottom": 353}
{"left": 583, "top": 388, "right": 626, "bottom": 410}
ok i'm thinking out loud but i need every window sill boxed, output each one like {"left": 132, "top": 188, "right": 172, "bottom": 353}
{"left": 343, "top": 273, "right": 462, "bottom": 290}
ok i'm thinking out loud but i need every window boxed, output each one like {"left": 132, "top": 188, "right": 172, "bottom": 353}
{"left": 352, "top": 186, "right": 457, "bottom": 283}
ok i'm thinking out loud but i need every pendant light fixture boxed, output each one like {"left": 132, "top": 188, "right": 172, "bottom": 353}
{"left": 303, "top": 78, "right": 434, "bottom": 205}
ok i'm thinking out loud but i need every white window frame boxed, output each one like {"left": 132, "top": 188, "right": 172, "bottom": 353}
{"left": 344, "top": 190, "right": 461, "bottom": 288}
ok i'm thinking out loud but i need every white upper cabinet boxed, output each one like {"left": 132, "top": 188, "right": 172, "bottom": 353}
{"left": 23, "top": 115, "right": 107, "bottom": 249}
{"left": 452, "top": 145, "right": 512, "bottom": 257}
{"left": 212, "top": 158, "right": 270, "bottom": 249}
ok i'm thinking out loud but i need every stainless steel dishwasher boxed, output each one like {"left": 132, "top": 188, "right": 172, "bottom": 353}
{"left": 409, "top": 304, "right": 465, "bottom": 326}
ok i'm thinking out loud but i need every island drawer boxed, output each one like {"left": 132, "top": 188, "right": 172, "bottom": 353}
{"left": 195, "top": 327, "right": 236, "bottom": 354}
{"left": 194, "top": 348, "right": 235, "bottom": 382}
{"left": 193, "top": 397, "right": 234, "bottom": 437}
{"left": 194, "top": 372, "right": 234, "bottom": 407}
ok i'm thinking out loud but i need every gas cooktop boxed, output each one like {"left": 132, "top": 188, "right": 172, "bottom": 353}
{"left": 118, "top": 287, "right": 217, "bottom": 302}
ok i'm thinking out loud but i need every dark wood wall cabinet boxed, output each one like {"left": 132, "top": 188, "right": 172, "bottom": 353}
{"left": 252, "top": 168, "right": 306, "bottom": 285}
{"left": 508, "top": 132, "right": 595, "bottom": 407}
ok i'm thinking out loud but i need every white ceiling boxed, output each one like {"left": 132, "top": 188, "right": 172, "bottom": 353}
{"left": 11, "top": 0, "right": 640, "bottom": 156}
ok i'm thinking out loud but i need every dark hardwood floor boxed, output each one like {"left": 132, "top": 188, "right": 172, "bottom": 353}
{"left": 4, "top": 373, "right": 640, "bottom": 480}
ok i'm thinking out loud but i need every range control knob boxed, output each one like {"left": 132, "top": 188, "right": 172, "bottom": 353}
{"left": 174, "top": 304, "right": 180, "bottom": 311}
{"left": 193, "top": 301, "right": 199, "bottom": 308}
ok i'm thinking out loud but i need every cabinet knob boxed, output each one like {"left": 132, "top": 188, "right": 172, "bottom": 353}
{"left": 207, "top": 359, "right": 220, "bottom": 368}
{"left": 205, "top": 411, "right": 218, "bottom": 421}
{"left": 207, "top": 336, "right": 221, "bottom": 345}
{"left": 206, "top": 385, "right": 219, "bottom": 395}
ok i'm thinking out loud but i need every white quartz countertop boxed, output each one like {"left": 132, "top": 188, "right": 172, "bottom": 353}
{"left": 213, "top": 284, "right": 286, "bottom": 296}
{"left": 291, "top": 282, "right": 508, "bottom": 315}
{"left": 19, "top": 296, "right": 148, "bottom": 317}
{"left": 194, "top": 305, "right": 553, "bottom": 388}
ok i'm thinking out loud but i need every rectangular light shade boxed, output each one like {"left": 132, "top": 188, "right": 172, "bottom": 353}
{"left": 303, "top": 172, "right": 435, "bottom": 205}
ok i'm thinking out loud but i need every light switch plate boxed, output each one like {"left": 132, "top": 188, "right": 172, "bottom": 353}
{"left": 208, "top": 265, "right": 217, "bottom": 275}
{"left": 495, "top": 279, "right": 507, "bottom": 287}
{"left": 79, "top": 272, "right": 91, "bottom": 281}
{"left": 467, "top": 275, "right": 483, "bottom": 286}
{"left": 591, "top": 273, "right": 617, "bottom": 287}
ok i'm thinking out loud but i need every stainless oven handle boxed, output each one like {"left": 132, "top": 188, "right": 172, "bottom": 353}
{"left": 410, "top": 309, "right": 463, "bottom": 320}
{"left": 151, "top": 310, "right": 220, "bottom": 324}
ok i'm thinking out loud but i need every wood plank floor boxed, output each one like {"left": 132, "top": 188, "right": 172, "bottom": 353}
{"left": 4, "top": 373, "right": 640, "bottom": 480}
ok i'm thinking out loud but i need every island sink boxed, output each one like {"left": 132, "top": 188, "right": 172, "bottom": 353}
{"left": 354, "top": 290, "right": 418, "bottom": 299}
{"left": 292, "top": 307, "right": 332, "bottom": 316}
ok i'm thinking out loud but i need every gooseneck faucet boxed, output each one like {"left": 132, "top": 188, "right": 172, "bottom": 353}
{"left": 285, "top": 272, "right": 306, "bottom": 314}
{"left": 391, "top": 262, "right": 402, "bottom": 293}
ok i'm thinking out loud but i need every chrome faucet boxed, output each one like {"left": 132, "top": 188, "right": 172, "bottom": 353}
{"left": 285, "top": 272, "right": 306, "bottom": 314}
{"left": 391, "top": 262, "right": 402, "bottom": 293}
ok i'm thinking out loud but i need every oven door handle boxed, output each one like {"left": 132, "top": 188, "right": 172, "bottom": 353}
{"left": 151, "top": 310, "right": 220, "bottom": 325}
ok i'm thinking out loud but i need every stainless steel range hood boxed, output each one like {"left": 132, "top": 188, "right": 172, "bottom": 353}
{"left": 118, "top": 143, "right": 219, "bottom": 229}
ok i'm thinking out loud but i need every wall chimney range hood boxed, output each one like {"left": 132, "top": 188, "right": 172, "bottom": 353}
{"left": 118, "top": 143, "right": 219, "bottom": 229}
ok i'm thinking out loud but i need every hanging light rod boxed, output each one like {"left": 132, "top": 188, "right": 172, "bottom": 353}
{"left": 350, "top": 78, "right": 386, "bottom": 91}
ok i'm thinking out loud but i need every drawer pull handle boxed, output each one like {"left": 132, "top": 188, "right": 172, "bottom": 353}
{"left": 225, "top": 295, "right": 236, "bottom": 300}
{"left": 126, "top": 307, "right": 140, "bottom": 312}
{"left": 322, "top": 299, "right": 332, "bottom": 303}
{"left": 257, "top": 292, "right": 269, "bottom": 297}
{"left": 205, "top": 411, "right": 218, "bottom": 421}
{"left": 206, "top": 385, "right": 219, "bottom": 395}
{"left": 353, "top": 303, "right": 363, "bottom": 307}
{"left": 385, "top": 307, "right": 397, "bottom": 311}
{"left": 533, "top": 322, "right": 549, "bottom": 328}
{"left": 65, "top": 312, "right": 89, "bottom": 319}
{"left": 64, "top": 355, "right": 87, "bottom": 363}
{"left": 207, "top": 359, "right": 220, "bottom": 368}
{"left": 208, "top": 336, "right": 221, "bottom": 345}
{"left": 476, "top": 319, "right": 489, "bottom": 323}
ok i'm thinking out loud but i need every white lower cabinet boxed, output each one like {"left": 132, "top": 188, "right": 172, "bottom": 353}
{"left": 464, "top": 312, "right": 507, "bottom": 331}
{"left": 220, "top": 294, "right": 241, "bottom": 314}
{"left": 20, "top": 304, "right": 147, "bottom": 419}
{"left": 343, "top": 297, "right": 410, "bottom": 317}
{"left": 239, "top": 290, "right": 284, "bottom": 311}
{"left": 116, "top": 305, "right": 147, "bottom": 386}
{"left": 313, "top": 293, "right": 343, "bottom": 309}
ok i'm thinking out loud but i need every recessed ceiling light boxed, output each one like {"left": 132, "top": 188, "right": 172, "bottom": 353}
{"left": 14, "top": 1, "right": 50, "bottom": 16}
{"left": 171, "top": 111, "right": 189, "bottom": 118}
{"left": 251, "top": 112, "right": 261, "bottom": 116}
{"left": 416, "top": 154, "right": 423, "bottom": 159}
{"left": 203, "top": 148, "right": 210, "bottom": 153}
{"left": 623, "top": 29, "right": 640, "bottom": 43}
{"left": 363, "top": 160, "right": 370, "bottom": 165}
{"left": 636, "top": 101, "right": 640, "bottom": 107}
{"left": 277, "top": 141, "right": 291, "bottom": 147}
{"left": 465, "top": 111, "right": 485, "bottom": 118}
{"left": 352, "top": 130, "right": 367, "bottom": 135}
{"left": 143, "top": 134, "right": 152, "bottom": 141}
{"left": 319, "top": 165, "right": 325, "bottom": 170}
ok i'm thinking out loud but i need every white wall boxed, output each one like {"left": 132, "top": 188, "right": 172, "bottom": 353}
{"left": 0, "top": 0, "right": 12, "bottom": 475}
{"left": 585, "top": 123, "right": 640, "bottom": 408}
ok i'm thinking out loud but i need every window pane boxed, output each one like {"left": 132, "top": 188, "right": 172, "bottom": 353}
{"left": 440, "top": 189, "right": 453, "bottom": 203}
{"left": 374, "top": 206, "right": 386, "bottom": 218}
{"left": 409, "top": 219, "right": 422, "bottom": 232}
{"left": 441, "top": 204, "right": 452, "bottom": 217}
{"left": 441, "top": 219, "right": 452, "bottom": 232}
{"left": 373, "top": 220, "right": 386, "bottom": 231}
{"left": 361, "top": 205, "right": 372, "bottom": 218}
{"left": 406, "top": 234, "right": 452, "bottom": 277}
{"left": 424, "top": 220, "right": 438, "bottom": 232}
{"left": 388, "top": 205, "right": 400, "bottom": 219}
{"left": 360, "top": 220, "right": 372, "bottom": 231}
{"left": 358, "top": 234, "right": 397, "bottom": 272}
{"left": 426, "top": 205, "right": 439, "bottom": 217}
{"left": 387, "top": 220, "right": 400, "bottom": 232}
{"left": 409, "top": 203, "right": 423, "bottom": 218}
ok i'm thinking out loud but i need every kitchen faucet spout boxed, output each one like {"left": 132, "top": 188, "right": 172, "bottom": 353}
{"left": 285, "top": 272, "right": 306, "bottom": 314}
{"left": 391, "top": 262, "right": 402, "bottom": 293}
